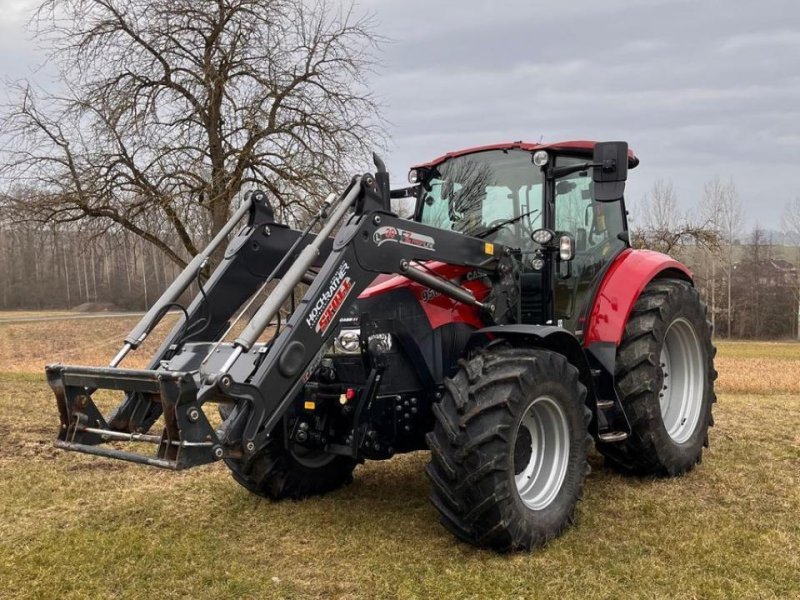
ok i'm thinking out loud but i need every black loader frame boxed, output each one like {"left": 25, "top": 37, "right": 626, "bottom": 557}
{"left": 47, "top": 159, "right": 519, "bottom": 471}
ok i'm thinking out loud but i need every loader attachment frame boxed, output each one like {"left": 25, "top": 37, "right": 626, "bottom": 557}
{"left": 47, "top": 171, "right": 516, "bottom": 470}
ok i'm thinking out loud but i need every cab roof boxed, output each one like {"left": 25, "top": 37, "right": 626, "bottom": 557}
{"left": 411, "top": 140, "right": 639, "bottom": 170}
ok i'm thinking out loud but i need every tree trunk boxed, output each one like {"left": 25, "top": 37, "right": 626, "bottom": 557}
{"left": 710, "top": 255, "right": 716, "bottom": 335}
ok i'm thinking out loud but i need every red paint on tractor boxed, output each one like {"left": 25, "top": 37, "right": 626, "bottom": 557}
{"left": 582, "top": 249, "right": 693, "bottom": 346}
{"left": 359, "top": 262, "right": 489, "bottom": 329}
{"left": 412, "top": 140, "right": 639, "bottom": 170}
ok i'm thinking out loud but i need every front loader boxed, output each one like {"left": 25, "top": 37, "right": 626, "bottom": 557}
{"left": 47, "top": 141, "right": 716, "bottom": 551}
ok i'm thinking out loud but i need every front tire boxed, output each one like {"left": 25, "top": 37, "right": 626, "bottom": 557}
{"left": 224, "top": 430, "right": 357, "bottom": 500}
{"left": 598, "top": 278, "right": 717, "bottom": 476}
{"left": 426, "top": 346, "right": 591, "bottom": 551}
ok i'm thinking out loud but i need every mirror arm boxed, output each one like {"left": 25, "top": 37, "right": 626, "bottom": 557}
{"left": 547, "top": 162, "right": 600, "bottom": 180}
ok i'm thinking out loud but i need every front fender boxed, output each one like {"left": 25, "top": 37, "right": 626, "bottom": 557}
{"left": 469, "top": 324, "right": 592, "bottom": 393}
{"left": 583, "top": 248, "right": 692, "bottom": 346}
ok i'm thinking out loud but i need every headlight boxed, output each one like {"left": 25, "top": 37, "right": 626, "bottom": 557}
{"left": 532, "top": 228, "right": 555, "bottom": 245}
{"left": 334, "top": 329, "right": 361, "bottom": 354}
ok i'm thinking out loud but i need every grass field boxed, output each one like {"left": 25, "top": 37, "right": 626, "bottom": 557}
{"left": 0, "top": 316, "right": 798, "bottom": 599}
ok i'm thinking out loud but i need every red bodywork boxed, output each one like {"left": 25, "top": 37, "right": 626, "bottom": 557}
{"left": 582, "top": 249, "right": 692, "bottom": 346}
{"left": 359, "top": 249, "right": 692, "bottom": 346}
{"left": 359, "top": 263, "right": 490, "bottom": 329}
{"left": 360, "top": 140, "right": 690, "bottom": 349}
{"left": 411, "top": 140, "right": 639, "bottom": 170}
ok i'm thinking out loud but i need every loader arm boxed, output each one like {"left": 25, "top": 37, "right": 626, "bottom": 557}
{"left": 47, "top": 174, "right": 515, "bottom": 470}
{"left": 104, "top": 192, "right": 334, "bottom": 435}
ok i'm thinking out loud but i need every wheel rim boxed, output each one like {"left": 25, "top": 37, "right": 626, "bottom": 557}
{"left": 513, "top": 396, "right": 571, "bottom": 511}
{"left": 659, "top": 317, "right": 706, "bottom": 444}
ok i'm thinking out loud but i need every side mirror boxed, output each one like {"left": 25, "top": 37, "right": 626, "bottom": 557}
{"left": 592, "top": 141, "right": 628, "bottom": 201}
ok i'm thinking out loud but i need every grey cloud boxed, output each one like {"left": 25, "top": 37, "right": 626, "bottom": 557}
{"left": 0, "top": 0, "right": 797, "bottom": 229}
{"left": 368, "top": 0, "right": 800, "bottom": 229}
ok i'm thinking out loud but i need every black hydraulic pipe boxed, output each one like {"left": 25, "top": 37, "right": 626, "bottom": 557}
{"left": 121, "top": 197, "right": 255, "bottom": 352}
{"left": 398, "top": 260, "right": 486, "bottom": 309}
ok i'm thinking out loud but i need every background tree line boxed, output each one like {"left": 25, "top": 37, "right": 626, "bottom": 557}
{"left": 3, "top": 179, "right": 800, "bottom": 340}
{"left": 631, "top": 178, "right": 800, "bottom": 340}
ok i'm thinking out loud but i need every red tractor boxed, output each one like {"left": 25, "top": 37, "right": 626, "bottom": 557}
{"left": 47, "top": 140, "right": 716, "bottom": 551}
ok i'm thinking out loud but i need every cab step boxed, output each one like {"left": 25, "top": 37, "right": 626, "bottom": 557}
{"left": 598, "top": 431, "right": 629, "bottom": 443}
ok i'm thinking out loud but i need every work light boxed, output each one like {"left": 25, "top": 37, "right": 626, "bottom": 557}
{"left": 532, "top": 228, "right": 554, "bottom": 245}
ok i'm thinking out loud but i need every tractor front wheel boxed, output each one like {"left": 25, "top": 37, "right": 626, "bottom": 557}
{"left": 224, "top": 431, "right": 357, "bottom": 500}
{"left": 598, "top": 278, "right": 717, "bottom": 476}
{"left": 426, "top": 346, "right": 591, "bottom": 551}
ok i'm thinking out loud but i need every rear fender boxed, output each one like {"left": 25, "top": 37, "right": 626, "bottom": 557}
{"left": 583, "top": 248, "right": 693, "bottom": 346}
{"left": 469, "top": 325, "right": 594, "bottom": 401}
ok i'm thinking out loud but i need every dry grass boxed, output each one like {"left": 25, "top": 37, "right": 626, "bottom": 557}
{"left": 0, "top": 315, "right": 798, "bottom": 599}
{"left": 715, "top": 340, "right": 800, "bottom": 395}
{"left": 0, "top": 316, "right": 175, "bottom": 372}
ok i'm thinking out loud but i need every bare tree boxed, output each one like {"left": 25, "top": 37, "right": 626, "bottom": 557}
{"left": 1, "top": 0, "right": 384, "bottom": 267}
{"left": 783, "top": 197, "right": 800, "bottom": 339}
{"left": 631, "top": 179, "right": 718, "bottom": 255}
{"left": 709, "top": 178, "right": 743, "bottom": 338}
{"left": 699, "top": 178, "right": 730, "bottom": 333}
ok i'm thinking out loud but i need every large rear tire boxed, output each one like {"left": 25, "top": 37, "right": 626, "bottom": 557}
{"left": 598, "top": 278, "right": 717, "bottom": 476}
{"left": 224, "top": 429, "right": 357, "bottom": 500}
{"left": 426, "top": 346, "right": 591, "bottom": 551}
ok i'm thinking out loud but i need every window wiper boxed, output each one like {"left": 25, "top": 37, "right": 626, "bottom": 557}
{"left": 477, "top": 209, "right": 540, "bottom": 238}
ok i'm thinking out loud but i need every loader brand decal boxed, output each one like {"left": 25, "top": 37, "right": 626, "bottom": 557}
{"left": 306, "top": 262, "right": 354, "bottom": 335}
{"left": 373, "top": 226, "right": 435, "bottom": 251}
{"left": 421, "top": 288, "right": 441, "bottom": 303}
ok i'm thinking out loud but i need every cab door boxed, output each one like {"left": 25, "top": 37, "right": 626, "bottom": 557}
{"left": 552, "top": 157, "right": 627, "bottom": 335}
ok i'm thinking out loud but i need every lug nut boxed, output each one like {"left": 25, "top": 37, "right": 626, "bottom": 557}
{"left": 245, "top": 441, "right": 255, "bottom": 452}
{"left": 187, "top": 408, "right": 200, "bottom": 422}
{"left": 213, "top": 446, "right": 224, "bottom": 459}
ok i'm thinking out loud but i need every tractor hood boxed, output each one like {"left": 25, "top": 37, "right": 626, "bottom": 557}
{"left": 358, "top": 262, "right": 491, "bottom": 330}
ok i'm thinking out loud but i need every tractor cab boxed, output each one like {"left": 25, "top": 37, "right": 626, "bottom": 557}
{"left": 409, "top": 141, "right": 636, "bottom": 335}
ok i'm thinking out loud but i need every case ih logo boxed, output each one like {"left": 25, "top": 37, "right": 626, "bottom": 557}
{"left": 306, "top": 262, "right": 354, "bottom": 334}
{"left": 373, "top": 226, "right": 435, "bottom": 251}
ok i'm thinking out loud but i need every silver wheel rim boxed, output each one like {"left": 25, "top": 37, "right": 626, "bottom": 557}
{"left": 659, "top": 317, "right": 705, "bottom": 444}
{"left": 513, "top": 396, "right": 570, "bottom": 511}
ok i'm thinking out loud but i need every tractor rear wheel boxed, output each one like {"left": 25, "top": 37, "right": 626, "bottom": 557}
{"left": 426, "top": 345, "right": 591, "bottom": 551}
{"left": 598, "top": 278, "right": 716, "bottom": 476}
{"left": 224, "top": 430, "right": 357, "bottom": 500}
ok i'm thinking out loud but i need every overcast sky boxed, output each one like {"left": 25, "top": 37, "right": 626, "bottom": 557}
{"left": 2, "top": 0, "right": 798, "bottom": 231}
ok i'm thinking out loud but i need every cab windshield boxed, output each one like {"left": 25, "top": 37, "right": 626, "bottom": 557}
{"left": 417, "top": 150, "right": 543, "bottom": 250}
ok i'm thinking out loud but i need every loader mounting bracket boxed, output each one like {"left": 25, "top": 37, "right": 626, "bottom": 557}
{"left": 47, "top": 364, "right": 223, "bottom": 470}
